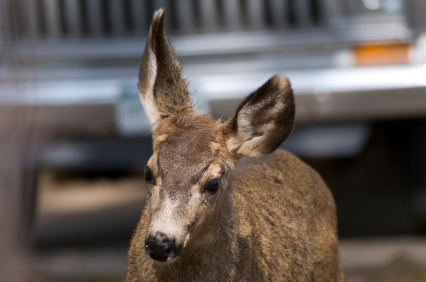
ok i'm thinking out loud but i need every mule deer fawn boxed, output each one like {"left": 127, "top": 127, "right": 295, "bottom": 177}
{"left": 126, "top": 9, "right": 343, "bottom": 282}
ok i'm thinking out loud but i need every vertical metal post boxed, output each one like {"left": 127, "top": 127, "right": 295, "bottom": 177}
{"left": 86, "top": 0, "right": 103, "bottom": 37}
{"left": 269, "top": 0, "right": 288, "bottom": 29}
{"left": 108, "top": 0, "right": 126, "bottom": 36}
{"left": 176, "top": 0, "right": 194, "bottom": 34}
{"left": 199, "top": 0, "right": 218, "bottom": 33}
{"left": 131, "top": 0, "right": 147, "bottom": 35}
{"left": 247, "top": 0, "right": 265, "bottom": 30}
{"left": 64, "top": 0, "right": 82, "bottom": 37}
{"left": 223, "top": 0, "right": 242, "bottom": 31}
{"left": 294, "top": 0, "right": 313, "bottom": 27}
{"left": 23, "top": 0, "right": 40, "bottom": 39}
{"left": 0, "top": 0, "right": 6, "bottom": 49}
{"left": 43, "top": 0, "right": 61, "bottom": 39}
{"left": 317, "top": 0, "right": 339, "bottom": 26}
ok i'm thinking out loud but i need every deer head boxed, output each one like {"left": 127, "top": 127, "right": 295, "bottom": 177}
{"left": 139, "top": 9, "right": 295, "bottom": 263}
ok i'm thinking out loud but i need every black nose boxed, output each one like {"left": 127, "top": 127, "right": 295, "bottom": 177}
{"left": 145, "top": 232, "right": 174, "bottom": 262}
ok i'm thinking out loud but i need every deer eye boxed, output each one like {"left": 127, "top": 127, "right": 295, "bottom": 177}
{"left": 204, "top": 179, "right": 220, "bottom": 194}
{"left": 145, "top": 166, "right": 155, "bottom": 185}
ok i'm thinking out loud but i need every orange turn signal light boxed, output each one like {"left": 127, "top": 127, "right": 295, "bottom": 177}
{"left": 354, "top": 43, "right": 410, "bottom": 66}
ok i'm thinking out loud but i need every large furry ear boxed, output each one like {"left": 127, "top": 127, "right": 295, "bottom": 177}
{"left": 222, "top": 74, "right": 295, "bottom": 157}
{"left": 138, "top": 9, "right": 193, "bottom": 126}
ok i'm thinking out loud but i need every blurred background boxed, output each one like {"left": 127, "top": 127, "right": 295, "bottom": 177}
{"left": 1, "top": 0, "right": 426, "bottom": 281}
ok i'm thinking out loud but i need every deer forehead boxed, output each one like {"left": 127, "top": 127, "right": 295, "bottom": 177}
{"left": 151, "top": 123, "right": 222, "bottom": 191}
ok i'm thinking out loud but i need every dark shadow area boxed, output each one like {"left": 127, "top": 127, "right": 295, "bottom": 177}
{"left": 304, "top": 118, "right": 426, "bottom": 238}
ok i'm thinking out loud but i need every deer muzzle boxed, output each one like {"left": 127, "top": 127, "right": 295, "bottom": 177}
{"left": 145, "top": 231, "right": 183, "bottom": 262}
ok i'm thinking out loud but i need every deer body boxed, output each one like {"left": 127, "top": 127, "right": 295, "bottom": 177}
{"left": 126, "top": 9, "right": 343, "bottom": 282}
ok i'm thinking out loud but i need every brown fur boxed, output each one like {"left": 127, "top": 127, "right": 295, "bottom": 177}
{"left": 223, "top": 74, "right": 295, "bottom": 157}
{"left": 126, "top": 9, "right": 343, "bottom": 282}
{"left": 138, "top": 9, "right": 193, "bottom": 122}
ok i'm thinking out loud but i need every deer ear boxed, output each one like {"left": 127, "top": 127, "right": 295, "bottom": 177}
{"left": 138, "top": 9, "right": 193, "bottom": 126}
{"left": 223, "top": 75, "right": 295, "bottom": 157}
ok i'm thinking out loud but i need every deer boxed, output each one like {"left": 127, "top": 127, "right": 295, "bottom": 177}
{"left": 126, "top": 9, "right": 343, "bottom": 282}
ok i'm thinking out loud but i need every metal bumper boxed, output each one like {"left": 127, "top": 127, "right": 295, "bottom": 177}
{"left": 198, "top": 64, "right": 426, "bottom": 123}
{"left": 1, "top": 64, "right": 425, "bottom": 138}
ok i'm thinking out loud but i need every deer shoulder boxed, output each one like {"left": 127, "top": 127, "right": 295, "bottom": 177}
{"left": 126, "top": 9, "right": 343, "bottom": 282}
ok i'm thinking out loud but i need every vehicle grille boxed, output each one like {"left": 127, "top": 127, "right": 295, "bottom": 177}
{"left": 6, "top": 0, "right": 334, "bottom": 41}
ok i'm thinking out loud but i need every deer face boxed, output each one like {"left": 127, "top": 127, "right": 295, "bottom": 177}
{"left": 143, "top": 115, "right": 228, "bottom": 263}
{"left": 139, "top": 10, "right": 294, "bottom": 263}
